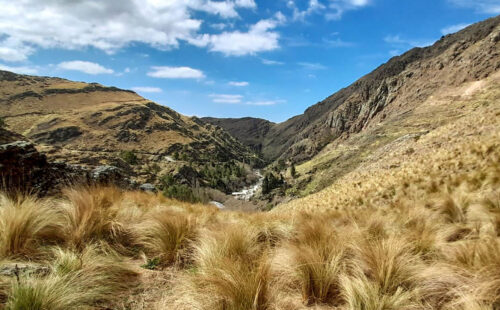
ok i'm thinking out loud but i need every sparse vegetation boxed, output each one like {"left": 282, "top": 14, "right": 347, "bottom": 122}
{"left": 262, "top": 172, "right": 285, "bottom": 195}
{"left": 119, "top": 150, "right": 139, "bottom": 165}
{"left": 0, "top": 123, "right": 497, "bottom": 309}
{"left": 0, "top": 16, "right": 499, "bottom": 310}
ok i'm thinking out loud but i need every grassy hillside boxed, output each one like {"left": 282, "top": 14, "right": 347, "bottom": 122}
{"left": 0, "top": 100, "right": 498, "bottom": 309}
{"left": 206, "top": 16, "right": 500, "bottom": 199}
{"left": 0, "top": 71, "right": 262, "bottom": 198}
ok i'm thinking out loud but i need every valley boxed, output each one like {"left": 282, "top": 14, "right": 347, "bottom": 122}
{"left": 0, "top": 12, "right": 499, "bottom": 310}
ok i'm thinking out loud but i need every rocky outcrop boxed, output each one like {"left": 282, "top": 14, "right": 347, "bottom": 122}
{"left": 0, "top": 130, "right": 134, "bottom": 195}
{"left": 202, "top": 16, "right": 500, "bottom": 164}
{"left": 30, "top": 126, "right": 82, "bottom": 144}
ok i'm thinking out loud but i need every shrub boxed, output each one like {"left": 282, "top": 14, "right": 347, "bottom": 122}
{"left": 119, "top": 150, "right": 139, "bottom": 165}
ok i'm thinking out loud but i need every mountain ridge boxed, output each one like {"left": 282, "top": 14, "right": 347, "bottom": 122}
{"left": 203, "top": 15, "right": 500, "bottom": 164}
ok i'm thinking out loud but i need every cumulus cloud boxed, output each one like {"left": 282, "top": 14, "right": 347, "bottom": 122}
{"left": 229, "top": 81, "right": 249, "bottom": 86}
{"left": 190, "top": 12, "right": 286, "bottom": 56}
{"left": 448, "top": 0, "right": 500, "bottom": 13}
{"left": 148, "top": 66, "right": 205, "bottom": 79}
{"left": 441, "top": 23, "right": 471, "bottom": 35}
{"left": 210, "top": 94, "right": 244, "bottom": 103}
{"left": 131, "top": 87, "right": 163, "bottom": 93}
{"left": 58, "top": 61, "right": 114, "bottom": 75}
{"left": 0, "top": 0, "right": 261, "bottom": 61}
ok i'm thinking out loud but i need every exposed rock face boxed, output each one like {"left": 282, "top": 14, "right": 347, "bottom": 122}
{"left": 0, "top": 129, "right": 132, "bottom": 195}
{"left": 30, "top": 126, "right": 82, "bottom": 144}
{"left": 201, "top": 117, "right": 274, "bottom": 153}
{"left": 204, "top": 16, "right": 500, "bottom": 164}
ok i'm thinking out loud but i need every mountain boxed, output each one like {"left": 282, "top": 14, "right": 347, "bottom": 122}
{"left": 0, "top": 71, "right": 262, "bottom": 193}
{"left": 200, "top": 117, "right": 274, "bottom": 154}
{"left": 206, "top": 16, "right": 500, "bottom": 164}
{"left": 204, "top": 15, "right": 500, "bottom": 197}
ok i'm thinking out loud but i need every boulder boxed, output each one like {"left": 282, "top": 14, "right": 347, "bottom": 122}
{"left": 139, "top": 183, "right": 157, "bottom": 193}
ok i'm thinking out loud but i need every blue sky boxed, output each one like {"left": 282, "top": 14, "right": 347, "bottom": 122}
{"left": 0, "top": 0, "right": 499, "bottom": 122}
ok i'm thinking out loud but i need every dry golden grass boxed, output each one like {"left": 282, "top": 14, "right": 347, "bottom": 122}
{"left": 0, "top": 77, "right": 499, "bottom": 309}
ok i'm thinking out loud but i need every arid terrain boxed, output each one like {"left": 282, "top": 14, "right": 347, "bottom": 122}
{"left": 0, "top": 15, "right": 499, "bottom": 310}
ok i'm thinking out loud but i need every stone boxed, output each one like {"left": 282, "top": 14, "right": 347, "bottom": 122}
{"left": 139, "top": 183, "right": 157, "bottom": 193}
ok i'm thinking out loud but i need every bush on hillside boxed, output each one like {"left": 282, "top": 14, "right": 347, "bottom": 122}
{"left": 119, "top": 150, "right": 139, "bottom": 165}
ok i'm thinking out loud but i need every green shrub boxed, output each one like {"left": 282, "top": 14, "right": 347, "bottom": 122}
{"left": 119, "top": 150, "right": 138, "bottom": 165}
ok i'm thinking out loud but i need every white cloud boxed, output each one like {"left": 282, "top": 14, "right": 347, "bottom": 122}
{"left": 210, "top": 93, "right": 285, "bottom": 106}
{"left": 0, "top": 0, "right": 260, "bottom": 61}
{"left": 389, "top": 49, "right": 401, "bottom": 57}
{"left": 298, "top": 62, "right": 327, "bottom": 70}
{"left": 261, "top": 58, "right": 285, "bottom": 65}
{"left": 131, "top": 87, "right": 163, "bottom": 93}
{"left": 384, "top": 35, "right": 434, "bottom": 48}
{"left": 448, "top": 0, "right": 500, "bottom": 13}
{"left": 211, "top": 23, "right": 229, "bottom": 30}
{"left": 289, "top": 0, "right": 326, "bottom": 21}
{"left": 190, "top": 12, "right": 286, "bottom": 56}
{"left": 288, "top": 0, "right": 370, "bottom": 21}
{"left": 148, "top": 66, "right": 205, "bottom": 79}
{"left": 229, "top": 81, "right": 249, "bottom": 87}
{"left": 246, "top": 100, "right": 285, "bottom": 106}
{"left": 58, "top": 61, "right": 114, "bottom": 75}
{"left": 235, "top": 0, "right": 257, "bottom": 8}
{"left": 210, "top": 94, "right": 243, "bottom": 103}
{"left": 0, "top": 63, "right": 39, "bottom": 75}
{"left": 323, "top": 37, "right": 355, "bottom": 47}
{"left": 441, "top": 23, "right": 471, "bottom": 35}
{"left": 0, "top": 38, "right": 35, "bottom": 62}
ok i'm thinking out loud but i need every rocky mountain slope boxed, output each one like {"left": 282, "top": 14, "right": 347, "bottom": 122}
{"left": 206, "top": 16, "right": 500, "bottom": 165}
{"left": 0, "top": 71, "right": 261, "bottom": 192}
{"left": 201, "top": 117, "right": 274, "bottom": 154}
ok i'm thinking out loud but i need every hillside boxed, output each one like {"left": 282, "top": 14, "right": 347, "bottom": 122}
{"left": 207, "top": 16, "right": 500, "bottom": 162}
{"left": 0, "top": 71, "right": 262, "bottom": 195}
{"left": 205, "top": 15, "right": 500, "bottom": 197}
{"left": 201, "top": 117, "right": 274, "bottom": 154}
{"left": 0, "top": 98, "right": 497, "bottom": 309}
{"left": 1, "top": 11, "right": 500, "bottom": 310}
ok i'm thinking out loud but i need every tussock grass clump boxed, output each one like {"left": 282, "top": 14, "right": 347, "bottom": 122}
{"left": 136, "top": 209, "right": 198, "bottom": 267}
{"left": 341, "top": 273, "right": 421, "bottom": 310}
{"left": 0, "top": 194, "right": 63, "bottom": 259}
{"left": 272, "top": 218, "right": 351, "bottom": 306}
{"left": 5, "top": 244, "right": 139, "bottom": 310}
{"left": 164, "top": 225, "right": 271, "bottom": 310}
{"left": 0, "top": 109, "right": 499, "bottom": 309}
{"left": 60, "top": 187, "right": 138, "bottom": 251}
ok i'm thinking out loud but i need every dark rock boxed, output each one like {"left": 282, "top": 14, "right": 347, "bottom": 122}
{"left": 139, "top": 183, "right": 157, "bottom": 193}
{"left": 30, "top": 126, "right": 82, "bottom": 144}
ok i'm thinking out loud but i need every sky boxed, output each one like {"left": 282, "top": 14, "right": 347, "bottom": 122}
{"left": 0, "top": 0, "right": 499, "bottom": 122}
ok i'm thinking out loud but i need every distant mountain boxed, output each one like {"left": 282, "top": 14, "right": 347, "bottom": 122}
{"left": 0, "top": 71, "right": 262, "bottom": 189}
{"left": 205, "top": 16, "right": 500, "bottom": 165}
{"left": 201, "top": 117, "right": 274, "bottom": 154}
